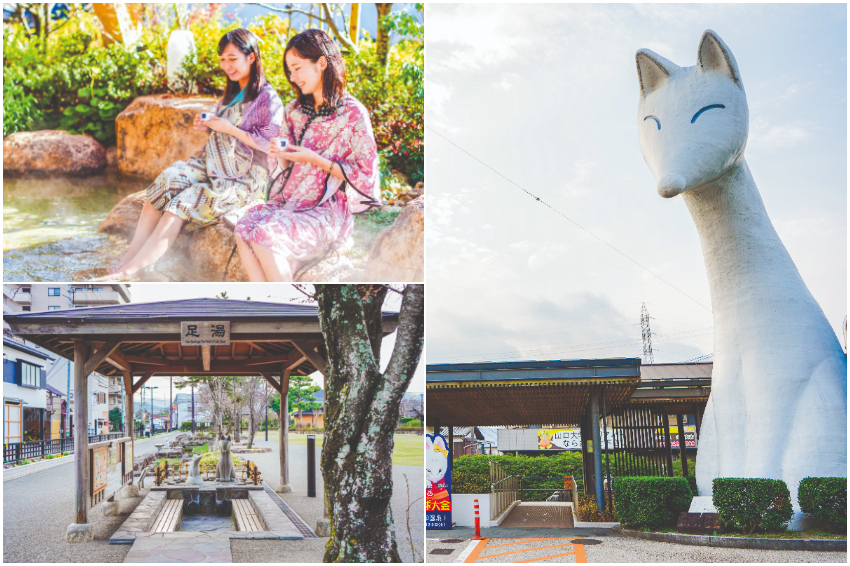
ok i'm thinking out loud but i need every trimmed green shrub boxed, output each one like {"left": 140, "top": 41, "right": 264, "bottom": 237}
{"left": 684, "top": 475, "right": 698, "bottom": 495}
{"left": 452, "top": 470, "right": 492, "bottom": 495}
{"left": 799, "top": 477, "right": 847, "bottom": 534}
{"left": 713, "top": 478, "right": 793, "bottom": 534}
{"left": 614, "top": 476, "right": 693, "bottom": 529}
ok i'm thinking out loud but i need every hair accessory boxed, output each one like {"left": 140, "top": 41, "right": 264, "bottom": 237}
{"left": 433, "top": 443, "right": 448, "bottom": 457}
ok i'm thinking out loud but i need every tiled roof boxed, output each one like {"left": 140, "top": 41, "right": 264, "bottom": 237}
{"left": 4, "top": 297, "right": 399, "bottom": 322}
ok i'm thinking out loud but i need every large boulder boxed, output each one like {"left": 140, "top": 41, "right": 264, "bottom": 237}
{"left": 3, "top": 130, "right": 107, "bottom": 177}
{"left": 115, "top": 94, "right": 217, "bottom": 181}
{"left": 364, "top": 194, "right": 424, "bottom": 282}
{"left": 98, "top": 190, "right": 247, "bottom": 281}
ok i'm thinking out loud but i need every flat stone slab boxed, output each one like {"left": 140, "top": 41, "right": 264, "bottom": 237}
{"left": 124, "top": 531, "right": 233, "bottom": 563}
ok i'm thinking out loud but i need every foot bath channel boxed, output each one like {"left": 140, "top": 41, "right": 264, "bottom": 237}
{"left": 110, "top": 484, "right": 304, "bottom": 544}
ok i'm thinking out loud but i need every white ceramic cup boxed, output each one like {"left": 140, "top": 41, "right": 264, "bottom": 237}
{"left": 200, "top": 112, "right": 211, "bottom": 121}
{"left": 272, "top": 138, "right": 288, "bottom": 150}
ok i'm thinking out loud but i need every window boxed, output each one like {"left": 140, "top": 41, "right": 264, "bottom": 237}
{"left": 20, "top": 362, "right": 40, "bottom": 388}
{"left": 48, "top": 306, "right": 60, "bottom": 311}
{"left": 4, "top": 402, "right": 21, "bottom": 444}
{"left": 91, "top": 287, "right": 104, "bottom": 292}
{"left": 22, "top": 306, "right": 30, "bottom": 312}
{"left": 48, "top": 288, "right": 61, "bottom": 296}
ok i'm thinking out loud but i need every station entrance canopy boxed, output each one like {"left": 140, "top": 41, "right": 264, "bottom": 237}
{"left": 4, "top": 298, "right": 399, "bottom": 535}
{"left": 426, "top": 358, "right": 642, "bottom": 427}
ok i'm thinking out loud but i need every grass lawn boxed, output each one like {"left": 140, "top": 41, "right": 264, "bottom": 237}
{"left": 630, "top": 526, "right": 846, "bottom": 540}
{"left": 263, "top": 432, "right": 423, "bottom": 467}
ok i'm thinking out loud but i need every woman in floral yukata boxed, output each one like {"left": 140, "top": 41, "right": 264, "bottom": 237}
{"left": 106, "top": 28, "right": 283, "bottom": 279}
{"left": 234, "top": 29, "right": 380, "bottom": 281}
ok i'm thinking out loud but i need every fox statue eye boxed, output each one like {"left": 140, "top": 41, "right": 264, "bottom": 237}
{"left": 644, "top": 116, "right": 661, "bottom": 130}
{"left": 691, "top": 104, "right": 726, "bottom": 123}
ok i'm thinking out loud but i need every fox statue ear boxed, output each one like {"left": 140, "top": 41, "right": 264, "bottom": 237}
{"left": 426, "top": 436, "right": 433, "bottom": 450}
{"left": 698, "top": 30, "right": 741, "bottom": 87}
{"left": 636, "top": 49, "right": 678, "bottom": 96}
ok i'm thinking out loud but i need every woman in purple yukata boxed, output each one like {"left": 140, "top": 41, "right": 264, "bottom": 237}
{"left": 106, "top": 29, "right": 283, "bottom": 279}
{"left": 234, "top": 29, "right": 380, "bottom": 281}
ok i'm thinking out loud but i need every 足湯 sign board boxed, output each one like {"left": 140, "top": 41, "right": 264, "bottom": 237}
{"left": 181, "top": 321, "right": 231, "bottom": 346}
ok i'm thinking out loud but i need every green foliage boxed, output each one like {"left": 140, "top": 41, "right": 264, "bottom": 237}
{"left": 577, "top": 493, "right": 617, "bottom": 522}
{"left": 798, "top": 477, "right": 847, "bottom": 534}
{"left": 452, "top": 452, "right": 584, "bottom": 500}
{"left": 452, "top": 469, "right": 492, "bottom": 494}
{"left": 108, "top": 407, "right": 123, "bottom": 430}
{"left": 180, "top": 421, "right": 210, "bottom": 432}
{"left": 289, "top": 375, "right": 321, "bottom": 416}
{"left": 712, "top": 478, "right": 793, "bottom": 535}
{"left": 614, "top": 476, "right": 693, "bottom": 529}
{"left": 3, "top": 78, "right": 43, "bottom": 137}
{"left": 399, "top": 417, "right": 422, "bottom": 428}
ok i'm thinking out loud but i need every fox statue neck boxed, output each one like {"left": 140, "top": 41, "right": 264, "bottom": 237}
{"left": 681, "top": 160, "right": 834, "bottom": 349}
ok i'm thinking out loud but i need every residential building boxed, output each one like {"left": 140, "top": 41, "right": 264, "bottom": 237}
{"left": 3, "top": 284, "right": 131, "bottom": 436}
{"left": 292, "top": 389, "right": 324, "bottom": 429}
{"left": 3, "top": 337, "right": 55, "bottom": 443}
{"left": 173, "top": 393, "right": 211, "bottom": 429}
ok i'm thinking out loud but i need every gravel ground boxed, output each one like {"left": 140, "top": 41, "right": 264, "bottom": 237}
{"left": 424, "top": 536, "right": 847, "bottom": 563}
{"left": 3, "top": 432, "right": 179, "bottom": 563}
{"left": 230, "top": 435, "right": 424, "bottom": 563}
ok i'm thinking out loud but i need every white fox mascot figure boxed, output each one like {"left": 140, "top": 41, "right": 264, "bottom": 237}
{"left": 636, "top": 30, "right": 847, "bottom": 528}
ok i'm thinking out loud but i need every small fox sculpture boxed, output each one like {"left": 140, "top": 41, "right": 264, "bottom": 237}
{"left": 636, "top": 30, "right": 847, "bottom": 528}
{"left": 215, "top": 434, "right": 236, "bottom": 482}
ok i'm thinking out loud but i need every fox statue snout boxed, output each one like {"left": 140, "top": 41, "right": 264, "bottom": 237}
{"left": 637, "top": 30, "right": 749, "bottom": 197}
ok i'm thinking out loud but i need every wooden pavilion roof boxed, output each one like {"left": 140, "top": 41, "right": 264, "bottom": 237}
{"left": 426, "top": 359, "right": 642, "bottom": 427}
{"left": 5, "top": 298, "right": 399, "bottom": 382}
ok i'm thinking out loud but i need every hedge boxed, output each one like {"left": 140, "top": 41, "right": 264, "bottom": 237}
{"left": 613, "top": 476, "right": 693, "bottom": 529}
{"left": 452, "top": 453, "right": 583, "bottom": 499}
{"left": 713, "top": 478, "right": 793, "bottom": 534}
{"left": 798, "top": 477, "right": 847, "bottom": 533}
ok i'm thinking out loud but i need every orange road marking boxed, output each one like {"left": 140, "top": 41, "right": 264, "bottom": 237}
{"left": 574, "top": 544, "right": 587, "bottom": 563}
{"left": 487, "top": 538, "right": 556, "bottom": 549}
{"left": 463, "top": 538, "right": 490, "bottom": 563}
{"left": 478, "top": 543, "right": 574, "bottom": 560}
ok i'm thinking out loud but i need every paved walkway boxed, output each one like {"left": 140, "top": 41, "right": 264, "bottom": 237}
{"left": 425, "top": 536, "right": 847, "bottom": 563}
{"left": 3, "top": 432, "right": 180, "bottom": 563}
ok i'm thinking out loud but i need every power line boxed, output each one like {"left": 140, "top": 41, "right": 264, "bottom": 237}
{"left": 427, "top": 126, "right": 713, "bottom": 313}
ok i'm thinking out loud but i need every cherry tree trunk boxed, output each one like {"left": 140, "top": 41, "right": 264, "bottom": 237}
{"left": 315, "top": 284, "right": 424, "bottom": 563}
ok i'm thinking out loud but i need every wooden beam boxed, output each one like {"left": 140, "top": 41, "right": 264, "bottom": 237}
{"left": 291, "top": 340, "right": 328, "bottom": 376}
{"left": 287, "top": 349, "right": 306, "bottom": 371}
{"left": 202, "top": 346, "right": 211, "bottom": 372}
{"left": 259, "top": 372, "right": 282, "bottom": 391}
{"left": 83, "top": 338, "right": 122, "bottom": 375}
{"left": 131, "top": 373, "right": 155, "bottom": 394}
{"left": 105, "top": 350, "right": 132, "bottom": 372}
{"left": 6, "top": 320, "right": 326, "bottom": 336}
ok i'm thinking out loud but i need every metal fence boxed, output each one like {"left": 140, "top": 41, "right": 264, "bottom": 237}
{"left": 4, "top": 432, "right": 124, "bottom": 463}
{"left": 489, "top": 460, "right": 518, "bottom": 520}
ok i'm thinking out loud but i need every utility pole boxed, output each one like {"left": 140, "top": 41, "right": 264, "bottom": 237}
{"left": 169, "top": 376, "right": 173, "bottom": 433}
{"left": 641, "top": 303, "right": 654, "bottom": 364}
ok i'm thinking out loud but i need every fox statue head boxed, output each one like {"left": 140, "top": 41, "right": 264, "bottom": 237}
{"left": 637, "top": 30, "right": 748, "bottom": 198}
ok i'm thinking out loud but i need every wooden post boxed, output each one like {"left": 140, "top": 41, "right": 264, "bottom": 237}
{"left": 277, "top": 367, "right": 292, "bottom": 492}
{"left": 663, "top": 412, "right": 674, "bottom": 477}
{"left": 676, "top": 413, "right": 689, "bottom": 477}
{"left": 349, "top": 3, "right": 361, "bottom": 43}
{"left": 73, "top": 340, "right": 90, "bottom": 524}
{"left": 122, "top": 371, "right": 134, "bottom": 484}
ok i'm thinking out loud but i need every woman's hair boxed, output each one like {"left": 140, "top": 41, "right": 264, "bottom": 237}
{"left": 284, "top": 29, "right": 346, "bottom": 109}
{"left": 219, "top": 28, "right": 266, "bottom": 105}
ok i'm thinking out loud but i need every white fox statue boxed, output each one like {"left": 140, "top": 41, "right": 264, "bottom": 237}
{"left": 636, "top": 30, "right": 847, "bottom": 528}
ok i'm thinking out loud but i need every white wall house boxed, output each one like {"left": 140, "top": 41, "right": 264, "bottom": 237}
{"left": 3, "top": 338, "right": 55, "bottom": 444}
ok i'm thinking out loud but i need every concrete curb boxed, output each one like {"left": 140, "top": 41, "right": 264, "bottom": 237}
{"left": 614, "top": 527, "right": 846, "bottom": 552}
{"left": 3, "top": 433, "right": 172, "bottom": 483}
{"left": 3, "top": 454, "right": 75, "bottom": 482}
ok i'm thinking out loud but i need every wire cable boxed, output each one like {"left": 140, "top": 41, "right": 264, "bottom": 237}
{"left": 427, "top": 126, "right": 713, "bottom": 313}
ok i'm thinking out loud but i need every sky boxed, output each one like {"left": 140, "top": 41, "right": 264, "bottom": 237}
{"left": 425, "top": 4, "right": 847, "bottom": 365}
{"left": 125, "top": 284, "right": 424, "bottom": 408}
